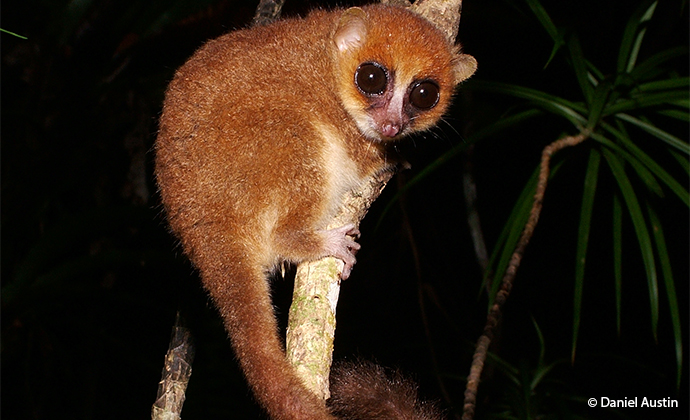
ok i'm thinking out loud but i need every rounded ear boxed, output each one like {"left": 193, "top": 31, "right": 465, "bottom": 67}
{"left": 453, "top": 53, "right": 477, "bottom": 84}
{"left": 333, "top": 7, "right": 368, "bottom": 53}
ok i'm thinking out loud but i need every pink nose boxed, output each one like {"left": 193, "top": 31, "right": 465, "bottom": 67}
{"left": 381, "top": 123, "right": 400, "bottom": 138}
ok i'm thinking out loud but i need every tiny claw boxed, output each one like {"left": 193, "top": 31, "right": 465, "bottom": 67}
{"left": 340, "top": 263, "right": 353, "bottom": 280}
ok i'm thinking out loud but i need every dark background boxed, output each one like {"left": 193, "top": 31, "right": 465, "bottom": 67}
{"left": 2, "top": 0, "right": 688, "bottom": 419}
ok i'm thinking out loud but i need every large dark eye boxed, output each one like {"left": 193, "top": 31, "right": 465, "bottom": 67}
{"left": 409, "top": 81, "right": 440, "bottom": 110}
{"left": 355, "top": 63, "right": 387, "bottom": 95}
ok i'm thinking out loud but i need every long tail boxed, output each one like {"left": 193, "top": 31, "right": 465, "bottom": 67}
{"left": 175, "top": 227, "right": 442, "bottom": 420}
{"left": 328, "top": 360, "right": 444, "bottom": 420}
{"left": 195, "top": 239, "right": 335, "bottom": 420}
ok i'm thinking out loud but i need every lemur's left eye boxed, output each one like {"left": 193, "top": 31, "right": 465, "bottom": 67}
{"left": 409, "top": 81, "right": 440, "bottom": 110}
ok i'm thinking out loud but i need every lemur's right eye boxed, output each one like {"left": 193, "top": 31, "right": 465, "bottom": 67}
{"left": 355, "top": 62, "right": 388, "bottom": 95}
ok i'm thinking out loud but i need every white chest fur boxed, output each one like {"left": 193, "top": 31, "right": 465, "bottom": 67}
{"left": 313, "top": 121, "right": 366, "bottom": 228}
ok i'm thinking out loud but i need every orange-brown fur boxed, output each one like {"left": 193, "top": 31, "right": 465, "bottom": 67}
{"left": 329, "top": 360, "right": 443, "bottom": 420}
{"left": 155, "top": 4, "right": 474, "bottom": 419}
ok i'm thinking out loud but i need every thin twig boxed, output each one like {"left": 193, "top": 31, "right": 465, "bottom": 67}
{"left": 252, "top": 0, "right": 285, "bottom": 26}
{"left": 462, "top": 130, "right": 590, "bottom": 420}
{"left": 462, "top": 145, "right": 491, "bottom": 289}
{"left": 151, "top": 312, "right": 195, "bottom": 420}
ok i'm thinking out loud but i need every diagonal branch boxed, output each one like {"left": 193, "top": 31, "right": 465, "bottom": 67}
{"left": 462, "top": 130, "right": 590, "bottom": 420}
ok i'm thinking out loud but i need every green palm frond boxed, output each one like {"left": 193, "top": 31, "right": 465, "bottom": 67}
{"left": 471, "top": 0, "right": 687, "bottom": 388}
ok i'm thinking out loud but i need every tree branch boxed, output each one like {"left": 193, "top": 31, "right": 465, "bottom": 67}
{"left": 286, "top": 170, "right": 395, "bottom": 399}
{"left": 462, "top": 130, "right": 590, "bottom": 420}
{"left": 252, "top": 0, "right": 285, "bottom": 26}
{"left": 151, "top": 313, "right": 195, "bottom": 420}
